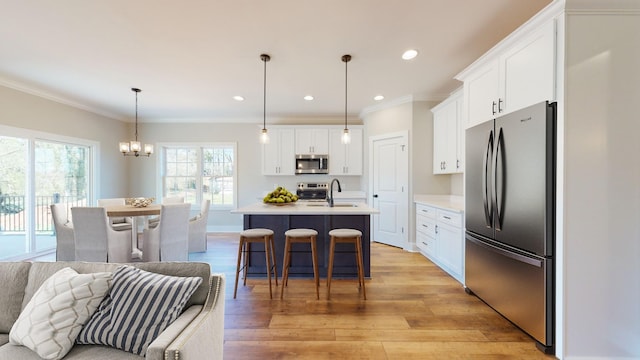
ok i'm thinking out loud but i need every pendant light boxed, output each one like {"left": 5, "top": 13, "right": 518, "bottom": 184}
{"left": 260, "top": 54, "right": 271, "bottom": 144}
{"left": 119, "top": 88, "right": 153, "bottom": 157}
{"left": 341, "top": 54, "right": 352, "bottom": 144}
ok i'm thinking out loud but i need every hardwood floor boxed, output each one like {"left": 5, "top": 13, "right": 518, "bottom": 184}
{"left": 195, "top": 233, "right": 556, "bottom": 359}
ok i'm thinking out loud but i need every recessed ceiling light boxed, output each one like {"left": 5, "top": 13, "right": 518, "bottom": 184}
{"left": 233, "top": 95, "right": 244, "bottom": 101}
{"left": 374, "top": 95, "right": 384, "bottom": 101}
{"left": 304, "top": 95, "right": 314, "bottom": 101}
{"left": 402, "top": 49, "right": 418, "bottom": 60}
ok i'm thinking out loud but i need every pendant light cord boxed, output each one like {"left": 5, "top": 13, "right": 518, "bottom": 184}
{"left": 135, "top": 90, "right": 139, "bottom": 141}
{"left": 342, "top": 54, "right": 351, "bottom": 130}
{"left": 132, "top": 87, "right": 141, "bottom": 142}
{"left": 261, "top": 54, "right": 270, "bottom": 131}
{"left": 344, "top": 57, "right": 348, "bottom": 130}
{"left": 263, "top": 57, "right": 267, "bottom": 131}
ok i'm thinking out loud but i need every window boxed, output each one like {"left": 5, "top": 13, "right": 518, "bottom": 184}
{"left": 0, "top": 125, "right": 95, "bottom": 261}
{"left": 161, "top": 143, "right": 236, "bottom": 208}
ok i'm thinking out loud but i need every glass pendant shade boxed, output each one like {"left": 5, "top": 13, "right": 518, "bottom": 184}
{"left": 119, "top": 142, "right": 130, "bottom": 153}
{"left": 260, "top": 128, "right": 270, "bottom": 144}
{"left": 342, "top": 128, "right": 351, "bottom": 144}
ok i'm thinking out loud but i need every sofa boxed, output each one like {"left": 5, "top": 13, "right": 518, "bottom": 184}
{"left": 0, "top": 261, "right": 225, "bottom": 360}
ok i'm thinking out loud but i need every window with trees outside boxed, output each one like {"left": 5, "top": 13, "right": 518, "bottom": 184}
{"left": 161, "top": 144, "right": 236, "bottom": 208}
{"left": 0, "top": 126, "right": 94, "bottom": 261}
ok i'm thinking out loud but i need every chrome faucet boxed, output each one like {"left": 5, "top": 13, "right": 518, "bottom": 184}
{"left": 328, "top": 178, "right": 342, "bottom": 207}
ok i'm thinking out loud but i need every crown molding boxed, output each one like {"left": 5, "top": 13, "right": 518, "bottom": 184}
{"left": 0, "top": 77, "right": 122, "bottom": 121}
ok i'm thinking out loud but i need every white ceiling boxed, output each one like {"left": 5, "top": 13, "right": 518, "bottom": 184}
{"left": 0, "top": 0, "right": 552, "bottom": 123}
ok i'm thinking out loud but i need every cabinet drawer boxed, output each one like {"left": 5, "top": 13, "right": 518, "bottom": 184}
{"left": 416, "top": 231, "right": 435, "bottom": 256}
{"left": 416, "top": 214, "right": 436, "bottom": 237}
{"left": 437, "top": 209, "right": 462, "bottom": 228}
{"left": 416, "top": 204, "right": 436, "bottom": 219}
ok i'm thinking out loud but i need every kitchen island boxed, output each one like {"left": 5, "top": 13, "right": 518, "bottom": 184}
{"left": 231, "top": 201, "right": 379, "bottom": 279}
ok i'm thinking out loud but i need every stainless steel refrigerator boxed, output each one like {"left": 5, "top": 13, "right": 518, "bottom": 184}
{"left": 465, "top": 101, "right": 555, "bottom": 353}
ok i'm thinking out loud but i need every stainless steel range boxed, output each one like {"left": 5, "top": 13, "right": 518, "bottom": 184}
{"left": 296, "top": 182, "right": 328, "bottom": 201}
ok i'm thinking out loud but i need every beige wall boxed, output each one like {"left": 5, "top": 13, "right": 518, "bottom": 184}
{"left": 134, "top": 122, "right": 364, "bottom": 230}
{"left": 363, "top": 99, "right": 452, "bottom": 197}
{"left": 1, "top": 84, "right": 460, "bottom": 233}
{"left": 562, "top": 8, "right": 640, "bottom": 357}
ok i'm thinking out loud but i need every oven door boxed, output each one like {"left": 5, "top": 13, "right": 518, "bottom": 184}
{"left": 296, "top": 189, "right": 327, "bottom": 200}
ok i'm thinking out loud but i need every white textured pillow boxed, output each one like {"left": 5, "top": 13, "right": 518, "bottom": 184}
{"left": 9, "top": 267, "right": 112, "bottom": 360}
{"left": 77, "top": 265, "right": 202, "bottom": 356}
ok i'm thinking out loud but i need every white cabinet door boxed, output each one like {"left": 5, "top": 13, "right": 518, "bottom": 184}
{"left": 329, "top": 127, "right": 362, "bottom": 175}
{"left": 464, "top": 60, "right": 500, "bottom": 128}
{"left": 262, "top": 128, "right": 295, "bottom": 175}
{"left": 432, "top": 90, "right": 462, "bottom": 174}
{"left": 455, "top": 97, "right": 465, "bottom": 172}
{"left": 463, "top": 19, "right": 556, "bottom": 129}
{"left": 436, "top": 221, "right": 463, "bottom": 281}
{"left": 295, "top": 128, "right": 329, "bottom": 154}
{"left": 415, "top": 203, "right": 464, "bottom": 284}
{"left": 500, "top": 20, "right": 556, "bottom": 114}
{"left": 344, "top": 128, "right": 363, "bottom": 175}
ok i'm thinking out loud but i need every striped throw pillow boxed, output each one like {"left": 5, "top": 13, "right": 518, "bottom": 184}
{"left": 76, "top": 265, "right": 202, "bottom": 356}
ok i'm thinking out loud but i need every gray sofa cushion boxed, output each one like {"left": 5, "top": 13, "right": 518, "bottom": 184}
{"left": 77, "top": 265, "right": 202, "bottom": 356}
{"left": 21, "top": 262, "right": 211, "bottom": 309}
{"left": 0, "top": 262, "right": 32, "bottom": 332}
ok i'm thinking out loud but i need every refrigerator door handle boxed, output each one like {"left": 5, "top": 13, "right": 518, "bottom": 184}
{"left": 494, "top": 127, "right": 505, "bottom": 231}
{"left": 466, "top": 235, "right": 543, "bottom": 267}
{"left": 482, "top": 130, "right": 494, "bottom": 228}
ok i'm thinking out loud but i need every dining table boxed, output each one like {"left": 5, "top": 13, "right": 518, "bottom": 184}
{"left": 105, "top": 204, "right": 161, "bottom": 259}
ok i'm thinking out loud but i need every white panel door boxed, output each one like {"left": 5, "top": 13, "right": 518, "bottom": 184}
{"left": 371, "top": 132, "right": 408, "bottom": 249}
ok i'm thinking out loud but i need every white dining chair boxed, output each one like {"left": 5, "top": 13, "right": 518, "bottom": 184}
{"left": 97, "top": 198, "right": 133, "bottom": 231}
{"left": 188, "top": 199, "right": 210, "bottom": 253}
{"left": 71, "top": 207, "right": 131, "bottom": 263}
{"left": 142, "top": 203, "right": 191, "bottom": 262}
{"left": 50, "top": 203, "right": 75, "bottom": 261}
{"left": 162, "top": 196, "right": 185, "bottom": 204}
{"left": 148, "top": 196, "right": 185, "bottom": 227}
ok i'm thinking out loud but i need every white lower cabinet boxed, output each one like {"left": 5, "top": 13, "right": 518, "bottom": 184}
{"left": 415, "top": 203, "right": 464, "bottom": 284}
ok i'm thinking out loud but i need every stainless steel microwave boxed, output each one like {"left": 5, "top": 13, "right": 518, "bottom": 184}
{"left": 295, "top": 154, "right": 329, "bottom": 174}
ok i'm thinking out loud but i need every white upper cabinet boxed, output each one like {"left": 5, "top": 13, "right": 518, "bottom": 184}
{"left": 499, "top": 20, "right": 556, "bottom": 115}
{"left": 329, "top": 127, "right": 363, "bottom": 176}
{"left": 432, "top": 89, "right": 463, "bottom": 174}
{"left": 463, "top": 61, "right": 500, "bottom": 128}
{"left": 460, "top": 19, "right": 556, "bottom": 128}
{"left": 295, "top": 128, "right": 329, "bottom": 154}
{"left": 262, "top": 127, "right": 295, "bottom": 175}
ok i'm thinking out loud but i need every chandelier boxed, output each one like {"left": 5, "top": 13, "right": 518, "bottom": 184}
{"left": 119, "top": 88, "right": 153, "bottom": 157}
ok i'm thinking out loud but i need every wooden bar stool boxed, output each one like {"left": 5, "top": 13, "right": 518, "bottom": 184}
{"left": 281, "top": 228, "right": 319, "bottom": 300}
{"left": 234, "top": 228, "right": 278, "bottom": 299}
{"left": 327, "top": 228, "right": 366, "bottom": 300}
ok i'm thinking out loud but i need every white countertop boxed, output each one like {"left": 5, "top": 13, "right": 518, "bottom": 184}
{"left": 414, "top": 194, "right": 464, "bottom": 213}
{"left": 231, "top": 201, "right": 379, "bottom": 215}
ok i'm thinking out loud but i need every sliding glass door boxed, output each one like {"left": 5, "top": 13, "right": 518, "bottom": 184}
{"left": 0, "top": 128, "right": 94, "bottom": 260}
{"left": 34, "top": 140, "right": 90, "bottom": 253}
{"left": 0, "top": 136, "right": 28, "bottom": 258}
